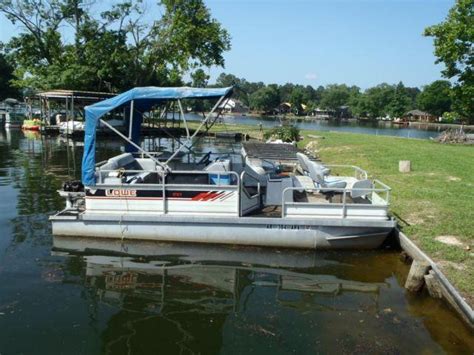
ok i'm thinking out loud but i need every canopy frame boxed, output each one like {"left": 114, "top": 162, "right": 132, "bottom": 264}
{"left": 81, "top": 86, "right": 233, "bottom": 186}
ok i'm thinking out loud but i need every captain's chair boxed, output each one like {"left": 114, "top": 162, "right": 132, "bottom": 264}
{"left": 297, "top": 153, "right": 347, "bottom": 191}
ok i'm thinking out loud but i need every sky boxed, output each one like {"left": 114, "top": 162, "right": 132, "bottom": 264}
{"left": 0, "top": 0, "right": 454, "bottom": 89}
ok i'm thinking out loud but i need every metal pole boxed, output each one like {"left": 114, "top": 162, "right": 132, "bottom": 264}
{"left": 66, "top": 96, "right": 70, "bottom": 135}
{"left": 165, "top": 94, "right": 227, "bottom": 165}
{"left": 129, "top": 100, "right": 134, "bottom": 140}
{"left": 71, "top": 95, "right": 74, "bottom": 128}
{"left": 99, "top": 118, "right": 169, "bottom": 171}
{"left": 177, "top": 99, "right": 190, "bottom": 139}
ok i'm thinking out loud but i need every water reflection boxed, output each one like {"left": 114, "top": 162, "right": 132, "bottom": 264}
{"left": 49, "top": 237, "right": 474, "bottom": 354}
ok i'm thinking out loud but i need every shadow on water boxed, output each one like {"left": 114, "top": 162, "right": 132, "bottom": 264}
{"left": 0, "top": 129, "right": 472, "bottom": 354}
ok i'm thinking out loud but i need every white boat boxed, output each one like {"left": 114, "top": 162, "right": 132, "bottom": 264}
{"left": 50, "top": 87, "right": 396, "bottom": 249}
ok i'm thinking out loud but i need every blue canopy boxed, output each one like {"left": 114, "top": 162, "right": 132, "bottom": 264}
{"left": 82, "top": 86, "right": 233, "bottom": 185}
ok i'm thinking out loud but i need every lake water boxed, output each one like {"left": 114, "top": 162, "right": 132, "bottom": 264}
{"left": 0, "top": 128, "right": 473, "bottom": 354}
{"left": 203, "top": 114, "right": 469, "bottom": 140}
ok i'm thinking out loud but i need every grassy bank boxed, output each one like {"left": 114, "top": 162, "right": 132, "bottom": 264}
{"left": 198, "top": 121, "right": 474, "bottom": 304}
{"left": 299, "top": 130, "right": 473, "bottom": 304}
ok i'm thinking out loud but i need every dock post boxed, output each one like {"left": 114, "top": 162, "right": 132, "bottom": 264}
{"left": 405, "top": 259, "right": 430, "bottom": 292}
{"left": 424, "top": 270, "right": 443, "bottom": 298}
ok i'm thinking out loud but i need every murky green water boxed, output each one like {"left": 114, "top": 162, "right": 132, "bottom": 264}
{"left": 0, "top": 129, "right": 472, "bottom": 354}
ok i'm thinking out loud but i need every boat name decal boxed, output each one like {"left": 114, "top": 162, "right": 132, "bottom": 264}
{"left": 105, "top": 189, "right": 137, "bottom": 197}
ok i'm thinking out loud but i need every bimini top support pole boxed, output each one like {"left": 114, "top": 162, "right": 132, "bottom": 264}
{"left": 164, "top": 93, "right": 228, "bottom": 165}
{"left": 177, "top": 99, "right": 190, "bottom": 139}
{"left": 128, "top": 99, "right": 134, "bottom": 140}
{"left": 99, "top": 118, "right": 169, "bottom": 171}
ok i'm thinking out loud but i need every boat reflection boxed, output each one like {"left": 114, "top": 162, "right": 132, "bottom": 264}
{"left": 54, "top": 236, "right": 388, "bottom": 315}
{"left": 51, "top": 237, "right": 474, "bottom": 354}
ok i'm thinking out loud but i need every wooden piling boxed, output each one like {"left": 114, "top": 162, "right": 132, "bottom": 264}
{"left": 424, "top": 270, "right": 443, "bottom": 299}
{"left": 405, "top": 260, "right": 430, "bottom": 292}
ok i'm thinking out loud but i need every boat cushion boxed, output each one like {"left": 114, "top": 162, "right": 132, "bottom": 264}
{"left": 306, "top": 161, "right": 328, "bottom": 184}
{"left": 204, "top": 159, "right": 231, "bottom": 172}
{"left": 323, "top": 176, "right": 347, "bottom": 189}
{"left": 108, "top": 153, "right": 136, "bottom": 168}
{"left": 296, "top": 152, "right": 310, "bottom": 173}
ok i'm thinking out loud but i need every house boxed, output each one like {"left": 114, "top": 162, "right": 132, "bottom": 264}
{"left": 309, "top": 107, "right": 332, "bottom": 119}
{"left": 404, "top": 109, "right": 437, "bottom": 122}
{"left": 219, "top": 98, "right": 249, "bottom": 114}
{"left": 277, "top": 102, "right": 292, "bottom": 114}
{"left": 276, "top": 102, "right": 308, "bottom": 115}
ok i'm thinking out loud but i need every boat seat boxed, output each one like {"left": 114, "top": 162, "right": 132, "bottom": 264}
{"left": 204, "top": 158, "right": 231, "bottom": 172}
{"left": 205, "top": 159, "right": 231, "bottom": 185}
{"left": 350, "top": 179, "right": 373, "bottom": 198}
{"left": 108, "top": 153, "right": 140, "bottom": 170}
{"left": 298, "top": 153, "right": 331, "bottom": 177}
{"left": 244, "top": 158, "right": 268, "bottom": 187}
{"left": 292, "top": 175, "right": 314, "bottom": 191}
{"left": 296, "top": 152, "right": 310, "bottom": 173}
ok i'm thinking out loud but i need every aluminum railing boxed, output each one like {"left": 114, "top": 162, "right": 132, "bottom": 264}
{"left": 281, "top": 179, "right": 391, "bottom": 219}
{"left": 94, "top": 168, "right": 241, "bottom": 215}
{"left": 324, "top": 165, "right": 368, "bottom": 180}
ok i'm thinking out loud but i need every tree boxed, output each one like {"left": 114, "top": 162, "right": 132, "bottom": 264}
{"left": 278, "top": 83, "right": 295, "bottom": 103}
{"left": 424, "top": 0, "right": 474, "bottom": 122}
{"left": 320, "top": 84, "right": 354, "bottom": 111}
{"left": 417, "top": 80, "right": 452, "bottom": 117}
{"left": 387, "top": 82, "right": 412, "bottom": 118}
{"left": 0, "top": 0, "right": 231, "bottom": 92}
{"left": 189, "top": 68, "right": 209, "bottom": 111}
{"left": 289, "top": 86, "right": 306, "bottom": 115}
{"left": 0, "top": 50, "right": 19, "bottom": 99}
{"left": 147, "top": 0, "right": 231, "bottom": 85}
{"left": 361, "top": 84, "right": 394, "bottom": 118}
{"left": 249, "top": 86, "right": 280, "bottom": 113}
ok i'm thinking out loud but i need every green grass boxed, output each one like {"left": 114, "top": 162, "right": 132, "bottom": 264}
{"left": 300, "top": 130, "right": 474, "bottom": 304}
{"left": 197, "top": 122, "right": 474, "bottom": 304}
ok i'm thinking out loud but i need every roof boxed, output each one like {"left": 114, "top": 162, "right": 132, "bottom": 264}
{"left": 35, "top": 89, "right": 115, "bottom": 100}
{"left": 406, "top": 109, "right": 432, "bottom": 116}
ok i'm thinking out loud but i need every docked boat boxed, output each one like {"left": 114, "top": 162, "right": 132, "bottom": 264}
{"left": 50, "top": 87, "right": 396, "bottom": 249}
{"left": 21, "top": 118, "right": 42, "bottom": 131}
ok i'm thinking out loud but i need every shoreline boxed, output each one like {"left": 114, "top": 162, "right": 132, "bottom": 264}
{"left": 198, "top": 121, "right": 474, "bottom": 327}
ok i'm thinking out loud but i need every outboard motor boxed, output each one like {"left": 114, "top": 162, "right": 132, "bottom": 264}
{"left": 63, "top": 180, "right": 84, "bottom": 192}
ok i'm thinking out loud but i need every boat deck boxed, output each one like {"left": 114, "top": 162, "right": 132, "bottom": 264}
{"left": 243, "top": 142, "right": 318, "bottom": 161}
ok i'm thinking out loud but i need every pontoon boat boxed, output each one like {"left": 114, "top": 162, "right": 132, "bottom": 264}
{"left": 50, "top": 87, "right": 396, "bottom": 249}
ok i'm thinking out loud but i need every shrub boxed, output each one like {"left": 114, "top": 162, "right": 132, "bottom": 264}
{"left": 263, "top": 125, "right": 300, "bottom": 142}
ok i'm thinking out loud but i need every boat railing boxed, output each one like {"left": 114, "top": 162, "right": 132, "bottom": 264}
{"left": 281, "top": 179, "right": 391, "bottom": 219}
{"left": 324, "top": 165, "right": 368, "bottom": 180}
{"left": 96, "top": 168, "right": 240, "bottom": 186}
{"left": 94, "top": 168, "right": 241, "bottom": 215}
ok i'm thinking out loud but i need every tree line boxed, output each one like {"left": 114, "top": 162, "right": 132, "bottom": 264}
{"left": 213, "top": 73, "right": 455, "bottom": 120}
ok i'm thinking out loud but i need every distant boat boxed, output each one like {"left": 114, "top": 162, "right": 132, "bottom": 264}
{"left": 393, "top": 118, "right": 409, "bottom": 125}
{"left": 22, "top": 119, "right": 42, "bottom": 131}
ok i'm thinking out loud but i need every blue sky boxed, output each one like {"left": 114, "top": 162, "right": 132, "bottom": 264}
{"left": 0, "top": 0, "right": 453, "bottom": 89}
